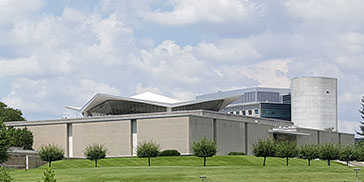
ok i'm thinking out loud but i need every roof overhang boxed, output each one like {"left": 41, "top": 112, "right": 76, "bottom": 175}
{"left": 268, "top": 128, "right": 310, "bottom": 136}
{"left": 80, "top": 93, "right": 241, "bottom": 117}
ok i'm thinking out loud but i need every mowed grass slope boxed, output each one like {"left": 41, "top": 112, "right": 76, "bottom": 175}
{"left": 11, "top": 156, "right": 360, "bottom": 182}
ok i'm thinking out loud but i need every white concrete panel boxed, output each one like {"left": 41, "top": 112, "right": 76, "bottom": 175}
{"left": 292, "top": 77, "right": 338, "bottom": 131}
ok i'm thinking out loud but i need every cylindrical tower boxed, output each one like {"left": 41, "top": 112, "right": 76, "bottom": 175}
{"left": 291, "top": 77, "right": 338, "bottom": 131}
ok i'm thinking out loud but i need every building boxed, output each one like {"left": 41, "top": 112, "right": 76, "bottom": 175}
{"left": 291, "top": 77, "right": 338, "bottom": 131}
{"left": 5, "top": 84, "right": 354, "bottom": 158}
{"left": 197, "top": 87, "right": 292, "bottom": 121}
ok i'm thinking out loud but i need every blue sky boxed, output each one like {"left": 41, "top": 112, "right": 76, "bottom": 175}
{"left": 0, "top": 0, "right": 363, "bottom": 135}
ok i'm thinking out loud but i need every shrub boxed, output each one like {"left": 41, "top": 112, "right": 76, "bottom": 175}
{"left": 252, "top": 138, "right": 276, "bottom": 166}
{"left": 0, "top": 167, "right": 13, "bottom": 182}
{"left": 136, "top": 140, "right": 160, "bottom": 166}
{"left": 276, "top": 141, "right": 298, "bottom": 166}
{"left": 192, "top": 137, "right": 217, "bottom": 166}
{"left": 319, "top": 144, "right": 340, "bottom": 166}
{"left": 159, "top": 149, "right": 180, "bottom": 156}
{"left": 41, "top": 168, "right": 56, "bottom": 182}
{"left": 228, "top": 152, "right": 246, "bottom": 155}
{"left": 83, "top": 143, "right": 108, "bottom": 167}
{"left": 299, "top": 144, "right": 319, "bottom": 166}
{"left": 38, "top": 144, "right": 64, "bottom": 167}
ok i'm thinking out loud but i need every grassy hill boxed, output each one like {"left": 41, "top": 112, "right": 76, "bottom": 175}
{"left": 11, "top": 156, "right": 360, "bottom": 182}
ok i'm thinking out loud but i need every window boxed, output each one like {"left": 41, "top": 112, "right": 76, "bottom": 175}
{"left": 248, "top": 110, "right": 252, "bottom": 115}
{"left": 255, "top": 109, "right": 259, "bottom": 115}
{"left": 242, "top": 110, "right": 246, "bottom": 115}
{"left": 132, "top": 119, "right": 137, "bottom": 133}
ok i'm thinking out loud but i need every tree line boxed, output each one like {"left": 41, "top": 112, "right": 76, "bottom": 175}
{"left": 253, "top": 138, "right": 363, "bottom": 166}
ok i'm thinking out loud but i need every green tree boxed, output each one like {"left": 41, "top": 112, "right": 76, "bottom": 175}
{"left": 192, "top": 137, "right": 217, "bottom": 166}
{"left": 38, "top": 144, "right": 64, "bottom": 167}
{"left": 339, "top": 145, "right": 356, "bottom": 166}
{"left": 299, "top": 144, "right": 319, "bottom": 166}
{"left": 42, "top": 168, "right": 56, "bottom": 182}
{"left": 83, "top": 143, "right": 108, "bottom": 167}
{"left": 0, "top": 102, "right": 25, "bottom": 122}
{"left": 136, "top": 141, "right": 160, "bottom": 166}
{"left": 0, "top": 121, "right": 10, "bottom": 163}
{"left": 7, "top": 127, "right": 33, "bottom": 150}
{"left": 319, "top": 144, "right": 340, "bottom": 166}
{"left": 357, "top": 96, "right": 364, "bottom": 136}
{"left": 252, "top": 138, "right": 276, "bottom": 166}
{"left": 276, "top": 141, "right": 297, "bottom": 166}
{"left": 354, "top": 142, "right": 364, "bottom": 161}
{"left": 0, "top": 167, "right": 13, "bottom": 182}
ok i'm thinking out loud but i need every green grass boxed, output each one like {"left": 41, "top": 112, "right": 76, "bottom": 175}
{"left": 10, "top": 156, "right": 362, "bottom": 182}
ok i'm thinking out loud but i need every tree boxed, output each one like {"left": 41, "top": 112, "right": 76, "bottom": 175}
{"left": 192, "top": 137, "right": 217, "bottom": 166}
{"left": 38, "top": 144, "right": 64, "bottom": 167}
{"left": 357, "top": 96, "right": 364, "bottom": 136}
{"left": 299, "top": 144, "right": 319, "bottom": 166}
{"left": 319, "top": 144, "right": 340, "bottom": 166}
{"left": 83, "top": 143, "right": 108, "bottom": 167}
{"left": 339, "top": 145, "right": 356, "bottom": 166}
{"left": 42, "top": 168, "right": 56, "bottom": 182}
{"left": 0, "top": 102, "right": 25, "bottom": 122}
{"left": 136, "top": 141, "right": 160, "bottom": 166}
{"left": 0, "top": 121, "right": 10, "bottom": 163}
{"left": 252, "top": 139, "right": 276, "bottom": 166}
{"left": 7, "top": 127, "right": 33, "bottom": 150}
{"left": 276, "top": 141, "right": 297, "bottom": 166}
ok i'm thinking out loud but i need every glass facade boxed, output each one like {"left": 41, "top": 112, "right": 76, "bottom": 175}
{"left": 260, "top": 103, "right": 291, "bottom": 121}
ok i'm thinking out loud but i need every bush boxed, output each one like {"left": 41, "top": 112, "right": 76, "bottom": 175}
{"left": 319, "top": 144, "right": 340, "bottom": 166}
{"left": 228, "top": 152, "right": 246, "bottom": 155}
{"left": 0, "top": 167, "right": 13, "bottom": 182}
{"left": 299, "top": 144, "right": 319, "bottom": 166}
{"left": 83, "top": 143, "right": 108, "bottom": 167}
{"left": 159, "top": 149, "right": 180, "bottom": 156}
{"left": 136, "top": 140, "right": 160, "bottom": 166}
{"left": 276, "top": 141, "right": 298, "bottom": 166}
{"left": 192, "top": 137, "right": 217, "bottom": 166}
{"left": 38, "top": 144, "right": 64, "bottom": 167}
{"left": 252, "top": 138, "right": 276, "bottom": 166}
{"left": 41, "top": 168, "right": 56, "bottom": 182}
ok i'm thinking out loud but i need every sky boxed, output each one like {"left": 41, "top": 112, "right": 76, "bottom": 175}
{"left": 0, "top": 0, "right": 363, "bottom": 135}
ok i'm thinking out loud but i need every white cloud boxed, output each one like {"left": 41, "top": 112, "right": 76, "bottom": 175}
{"left": 0, "top": 0, "right": 44, "bottom": 25}
{"left": 143, "top": 0, "right": 258, "bottom": 26}
{"left": 232, "top": 59, "right": 292, "bottom": 88}
{"left": 0, "top": 57, "right": 41, "bottom": 77}
{"left": 194, "top": 39, "right": 261, "bottom": 63}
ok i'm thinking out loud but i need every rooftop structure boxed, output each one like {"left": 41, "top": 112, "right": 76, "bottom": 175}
{"left": 197, "top": 87, "right": 291, "bottom": 120}
{"left": 77, "top": 92, "right": 240, "bottom": 117}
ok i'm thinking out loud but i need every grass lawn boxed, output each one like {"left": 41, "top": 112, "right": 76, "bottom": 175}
{"left": 11, "top": 156, "right": 362, "bottom": 182}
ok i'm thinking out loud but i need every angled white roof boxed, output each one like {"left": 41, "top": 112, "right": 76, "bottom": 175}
{"left": 78, "top": 92, "right": 240, "bottom": 117}
{"left": 130, "top": 92, "right": 181, "bottom": 104}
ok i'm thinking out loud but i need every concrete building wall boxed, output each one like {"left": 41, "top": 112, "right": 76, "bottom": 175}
{"left": 72, "top": 120, "right": 131, "bottom": 157}
{"left": 137, "top": 117, "right": 190, "bottom": 154}
{"left": 246, "top": 123, "right": 273, "bottom": 155}
{"left": 215, "top": 119, "right": 245, "bottom": 155}
{"left": 291, "top": 77, "right": 338, "bottom": 131}
{"left": 26, "top": 124, "right": 67, "bottom": 153}
{"left": 189, "top": 116, "right": 214, "bottom": 154}
{"left": 296, "top": 128, "right": 319, "bottom": 146}
{"left": 340, "top": 133, "right": 355, "bottom": 146}
{"left": 319, "top": 131, "right": 340, "bottom": 144}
